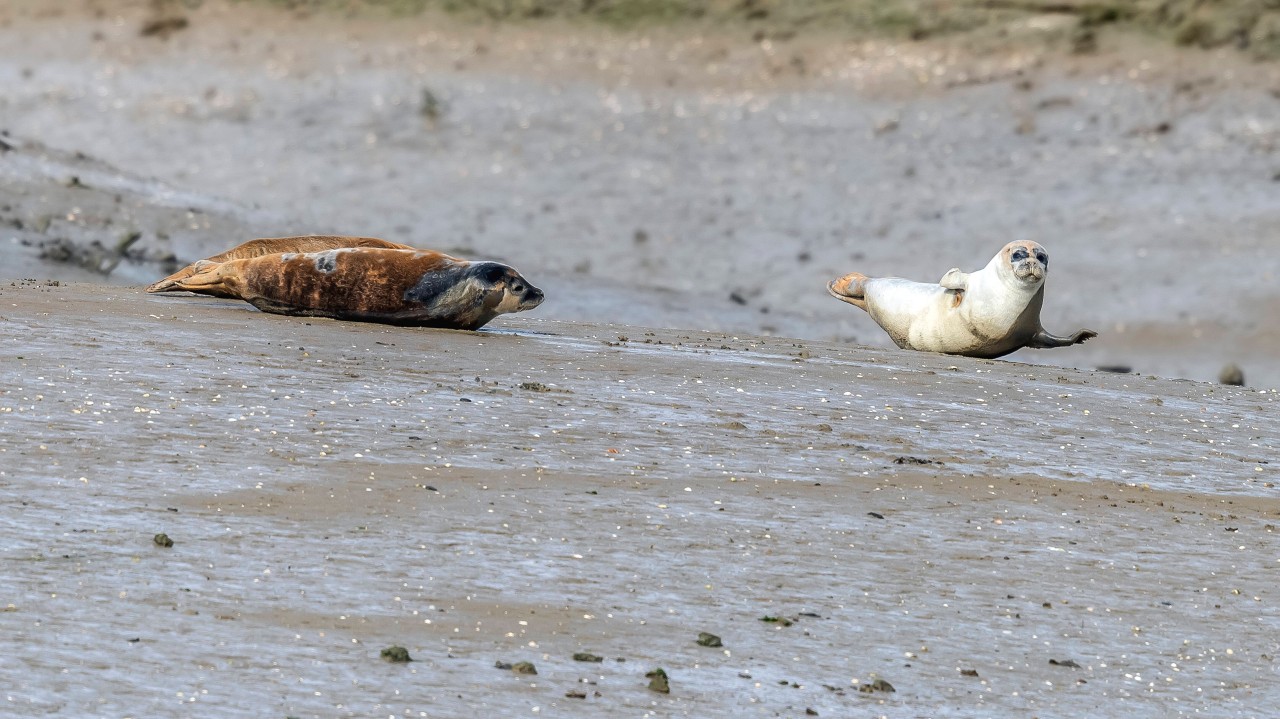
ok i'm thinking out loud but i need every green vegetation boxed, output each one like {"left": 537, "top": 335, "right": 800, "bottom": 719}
{"left": 236, "top": 0, "right": 1280, "bottom": 59}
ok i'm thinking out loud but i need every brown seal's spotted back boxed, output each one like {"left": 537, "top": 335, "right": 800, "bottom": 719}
{"left": 146, "top": 235, "right": 414, "bottom": 293}
{"left": 239, "top": 248, "right": 464, "bottom": 319}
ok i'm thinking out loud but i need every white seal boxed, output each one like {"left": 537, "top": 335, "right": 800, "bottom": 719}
{"left": 827, "top": 240, "right": 1096, "bottom": 358}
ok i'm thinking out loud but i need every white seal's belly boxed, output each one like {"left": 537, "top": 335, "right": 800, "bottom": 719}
{"left": 862, "top": 278, "right": 1020, "bottom": 356}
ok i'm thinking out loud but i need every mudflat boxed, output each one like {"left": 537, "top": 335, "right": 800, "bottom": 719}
{"left": 3, "top": 281, "right": 1278, "bottom": 717}
{"left": 2, "top": 1, "right": 1279, "bottom": 385}
{"left": 4, "top": 2, "right": 1280, "bottom": 716}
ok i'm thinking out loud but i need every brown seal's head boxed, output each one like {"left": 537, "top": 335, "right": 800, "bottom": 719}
{"left": 473, "top": 261, "right": 544, "bottom": 314}
{"left": 1000, "top": 240, "right": 1048, "bottom": 284}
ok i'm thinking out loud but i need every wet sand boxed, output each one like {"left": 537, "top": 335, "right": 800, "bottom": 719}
{"left": 2, "top": 1, "right": 1280, "bottom": 385}
{"left": 3, "top": 281, "right": 1279, "bottom": 717}
{"left": 4, "top": 3, "right": 1280, "bottom": 716}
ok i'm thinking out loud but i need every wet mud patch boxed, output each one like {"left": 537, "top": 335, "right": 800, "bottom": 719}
{"left": 4, "top": 283, "right": 1280, "bottom": 717}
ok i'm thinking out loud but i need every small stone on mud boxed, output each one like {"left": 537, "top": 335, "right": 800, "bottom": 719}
{"left": 494, "top": 661, "right": 513, "bottom": 670}
{"left": 894, "top": 456, "right": 934, "bottom": 465}
{"left": 1049, "top": 658, "right": 1082, "bottom": 668}
{"left": 380, "top": 646, "right": 412, "bottom": 663}
{"left": 760, "top": 615, "right": 794, "bottom": 626}
{"left": 573, "top": 652, "right": 604, "bottom": 662}
{"left": 153, "top": 533, "right": 173, "bottom": 548}
{"left": 696, "top": 632, "right": 722, "bottom": 647}
{"left": 960, "top": 668, "right": 979, "bottom": 677}
{"left": 867, "top": 511, "right": 885, "bottom": 519}
{"left": 858, "top": 678, "right": 895, "bottom": 693}
{"left": 512, "top": 661, "right": 538, "bottom": 675}
{"left": 565, "top": 690, "right": 587, "bottom": 699}
{"left": 1218, "top": 363, "right": 1245, "bottom": 386}
{"left": 806, "top": 709, "right": 819, "bottom": 716}
{"left": 139, "top": 16, "right": 189, "bottom": 38}
{"left": 646, "top": 667, "right": 670, "bottom": 693}
{"left": 519, "top": 381, "right": 550, "bottom": 392}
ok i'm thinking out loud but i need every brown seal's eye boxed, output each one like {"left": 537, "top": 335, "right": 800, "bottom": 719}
{"left": 509, "top": 281, "right": 525, "bottom": 293}
{"left": 1011, "top": 249, "right": 1028, "bottom": 261}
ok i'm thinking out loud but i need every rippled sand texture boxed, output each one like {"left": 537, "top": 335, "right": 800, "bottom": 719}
{"left": 2, "top": 1, "right": 1280, "bottom": 385}
{"left": 3, "top": 282, "right": 1279, "bottom": 717}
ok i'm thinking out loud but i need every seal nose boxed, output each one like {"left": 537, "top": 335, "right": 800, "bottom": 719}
{"left": 1013, "top": 260, "right": 1044, "bottom": 282}
{"left": 523, "top": 284, "right": 545, "bottom": 309}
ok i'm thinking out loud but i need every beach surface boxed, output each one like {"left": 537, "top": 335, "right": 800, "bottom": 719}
{"left": 4, "top": 2, "right": 1280, "bottom": 717}
{"left": 2, "top": 0, "right": 1279, "bottom": 385}
{"left": 2, "top": 281, "right": 1279, "bottom": 717}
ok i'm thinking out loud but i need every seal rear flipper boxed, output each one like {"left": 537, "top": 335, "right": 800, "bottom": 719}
{"left": 145, "top": 263, "right": 201, "bottom": 293}
{"left": 151, "top": 260, "right": 242, "bottom": 299}
{"left": 827, "top": 272, "right": 869, "bottom": 310}
{"left": 1027, "top": 327, "right": 1098, "bottom": 349}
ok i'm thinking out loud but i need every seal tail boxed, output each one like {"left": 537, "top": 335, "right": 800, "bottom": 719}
{"left": 827, "top": 272, "right": 869, "bottom": 310}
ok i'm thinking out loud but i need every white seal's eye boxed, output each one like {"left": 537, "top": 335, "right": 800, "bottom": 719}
{"left": 1011, "top": 249, "right": 1028, "bottom": 261}
{"left": 1036, "top": 252, "right": 1048, "bottom": 264}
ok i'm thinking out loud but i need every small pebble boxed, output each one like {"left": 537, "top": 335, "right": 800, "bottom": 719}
{"left": 696, "top": 632, "right": 722, "bottom": 647}
{"left": 858, "top": 678, "right": 895, "bottom": 693}
{"left": 1218, "top": 363, "right": 1245, "bottom": 386}
{"left": 646, "top": 668, "right": 670, "bottom": 693}
{"left": 380, "top": 646, "right": 412, "bottom": 663}
{"left": 153, "top": 533, "right": 173, "bottom": 548}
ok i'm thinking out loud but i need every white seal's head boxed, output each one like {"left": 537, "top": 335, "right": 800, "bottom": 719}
{"left": 997, "top": 240, "right": 1049, "bottom": 285}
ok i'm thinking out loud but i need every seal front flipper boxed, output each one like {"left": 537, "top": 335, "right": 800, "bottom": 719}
{"left": 1027, "top": 328, "right": 1097, "bottom": 349}
{"left": 939, "top": 268, "right": 968, "bottom": 290}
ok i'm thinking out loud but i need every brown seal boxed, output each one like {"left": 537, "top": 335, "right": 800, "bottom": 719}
{"left": 152, "top": 246, "right": 544, "bottom": 330}
{"left": 147, "top": 235, "right": 413, "bottom": 295}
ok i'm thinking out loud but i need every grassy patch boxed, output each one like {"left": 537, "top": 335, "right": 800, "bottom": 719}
{"left": 234, "top": 0, "right": 1280, "bottom": 58}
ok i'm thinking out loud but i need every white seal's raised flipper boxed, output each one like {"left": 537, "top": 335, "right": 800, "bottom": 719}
{"left": 827, "top": 241, "right": 1097, "bottom": 359}
{"left": 938, "top": 268, "right": 968, "bottom": 290}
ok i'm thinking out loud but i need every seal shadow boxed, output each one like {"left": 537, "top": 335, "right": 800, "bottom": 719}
{"left": 478, "top": 327, "right": 559, "bottom": 339}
